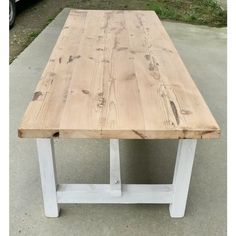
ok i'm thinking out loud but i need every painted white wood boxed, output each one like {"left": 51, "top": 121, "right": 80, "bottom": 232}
{"left": 36, "top": 139, "right": 60, "bottom": 217}
{"left": 35, "top": 138, "right": 198, "bottom": 218}
{"left": 169, "top": 139, "right": 197, "bottom": 218}
{"left": 57, "top": 184, "right": 173, "bottom": 203}
{"left": 110, "top": 139, "right": 122, "bottom": 196}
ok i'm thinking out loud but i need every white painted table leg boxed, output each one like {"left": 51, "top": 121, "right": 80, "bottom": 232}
{"left": 169, "top": 139, "right": 197, "bottom": 218}
{"left": 36, "top": 139, "right": 60, "bottom": 217}
{"left": 110, "top": 139, "right": 122, "bottom": 196}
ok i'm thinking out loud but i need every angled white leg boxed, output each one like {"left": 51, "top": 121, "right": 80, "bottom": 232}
{"left": 36, "top": 139, "right": 60, "bottom": 217}
{"left": 169, "top": 139, "right": 197, "bottom": 218}
{"left": 110, "top": 139, "right": 122, "bottom": 196}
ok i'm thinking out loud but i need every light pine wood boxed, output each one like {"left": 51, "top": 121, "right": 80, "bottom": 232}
{"left": 18, "top": 9, "right": 220, "bottom": 139}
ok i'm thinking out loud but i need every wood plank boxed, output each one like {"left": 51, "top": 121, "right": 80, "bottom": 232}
{"left": 19, "top": 10, "right": 88, "bottom": 138}
{"left": 18, "top": 10, "right": 220, "bottom": 139}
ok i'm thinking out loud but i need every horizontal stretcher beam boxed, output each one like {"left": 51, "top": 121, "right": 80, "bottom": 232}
{"left": 56, "top": 184, "right": 173, "bottom": 204}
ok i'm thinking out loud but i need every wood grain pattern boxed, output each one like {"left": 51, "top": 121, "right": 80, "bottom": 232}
{"left": 18, "top": 9, "right": 220, "bottom": 139}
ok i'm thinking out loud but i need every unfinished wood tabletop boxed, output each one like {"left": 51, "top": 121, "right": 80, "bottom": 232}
{"left": 18, "top": 9, "right": 220, "bottom": 139}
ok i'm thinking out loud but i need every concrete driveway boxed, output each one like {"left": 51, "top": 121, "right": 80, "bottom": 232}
{"left": 10, "top": 8, "right": 226, "bottom": 236}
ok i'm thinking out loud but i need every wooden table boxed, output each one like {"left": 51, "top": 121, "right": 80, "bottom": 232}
{"left": 18, "top": 9, "right": 220, "bottom": 218}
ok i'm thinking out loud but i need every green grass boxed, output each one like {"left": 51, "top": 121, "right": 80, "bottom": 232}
{"left": 10, "top": 0, "right": 226, "bottom": 63}
{"left": 68, "top": 0, "right": 226, "bottom": 27}
{"left": 148, "top": 0, "right": 226, "bottom": 27}
{"left": 28, "top": 31, "right": 40, "bottom": 40}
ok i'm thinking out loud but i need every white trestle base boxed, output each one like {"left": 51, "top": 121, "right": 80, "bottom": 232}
{"left": 36, "top": 138, "right": 197, "bottom": 218}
